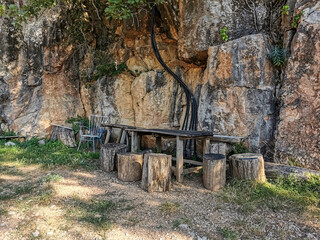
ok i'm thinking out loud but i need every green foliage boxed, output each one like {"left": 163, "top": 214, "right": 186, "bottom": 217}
{"left": 218, "top": 227, "right": 238, "bottom": 240}
{"left": 0, "top": 138, "right": 99, "bottom": 170}
{"left": 104, "top": 0, "right": 164, "bottom": 20}
{"left": 0, "top": 130, "right": 16, "bottom": 136}
{"left": 220, "top": 26, "right": 229, "bottom": 42}
{"left": 39, "top": 173, "right": 63, "bottom": 184}
{"left": 292, "top": 10, "right": 304, "bottom": 29}
{"left": 281, "top": 5, "right": 289, "bottom": 16}
{"left": 219, "top": 175, "right": 320, "bottom": 213}
{"left": 66, "top": 115, "right": 89, "bottom": 135}
{"left": 268, "top": 45, "right": 287, "bottom": 67}
{"left": 67, "top": 198, "right": 115, "bottom": 229}
{"left": 94, "top": 62, "right": 128, "bottom": 80}
{"left": 233, "top": 143, "right": 250, "bottom": 154}
{"left": 0, "top": 0, "right": 56, "bottom": 28}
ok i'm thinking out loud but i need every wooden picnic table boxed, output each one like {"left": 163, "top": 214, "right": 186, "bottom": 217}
{"left": 101, "top": 123, "right": 136, "bottom": 144}
{"left": 127, "top": 128, "right": 244, "bottom": 183}
{"left": 127, "top": 128, "right": 213, "bottom": 182}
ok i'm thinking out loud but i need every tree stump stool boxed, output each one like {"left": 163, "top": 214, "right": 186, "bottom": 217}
{"left": 141, "top": 153, "right": 171, "bottom": 192}
{"left": 229, "top": 153, "right": 266, "bottom": 182}
{"left": 50, "top": 124, "right": 76, "bottom": 147}
{"left": 100, "top": 143, "right": 127, "bottom": 172}
{"left": 203, "top": 154, "right": 226, "bottom": 192}
{"left": 117, "top": 153, "right": 143, "bottom": 182}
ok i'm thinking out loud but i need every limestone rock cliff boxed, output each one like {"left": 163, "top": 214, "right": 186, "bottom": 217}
{"left": 0, "top": 0, "right": 319, "bottom": 170}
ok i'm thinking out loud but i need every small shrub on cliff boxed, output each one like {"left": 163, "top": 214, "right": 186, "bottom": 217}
{"left": 268, "top": 45, "right": 287, "bottom": 67}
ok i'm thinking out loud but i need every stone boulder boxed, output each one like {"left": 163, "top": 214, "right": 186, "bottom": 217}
{"left": 199, "top": 34, "right": 277, "bottom": 156}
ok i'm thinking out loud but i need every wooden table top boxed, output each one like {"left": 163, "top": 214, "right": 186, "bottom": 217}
{"left": 128, "top": 128, "right": 214, "bottom": 137}
{"left": 128, "top": 128, "right": 244, "bottom": 142}
{"left": 101, "top": 123, "right": 136, "bottom": 129}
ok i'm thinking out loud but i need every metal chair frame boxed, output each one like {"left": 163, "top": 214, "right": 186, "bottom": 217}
{"left": 77, "top": 114, "right": 109, "bottom": 152}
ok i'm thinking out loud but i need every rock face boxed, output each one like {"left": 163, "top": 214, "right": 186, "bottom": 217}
{"left": 275, "top": 1, "right": 320, "bottom": 170}
{"left": 199, "top": 34, "right": 276, "bottom": 155}
{"left": 0, "top": 11, "right": 85, "bottom": 137}
{"left": 0, "top": 1, "right": 319, "bottom": 170}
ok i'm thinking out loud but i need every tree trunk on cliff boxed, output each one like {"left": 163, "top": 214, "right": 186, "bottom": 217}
{"left": 141, "top": 153, "right": 171, "bottom": 192}
{"left": 229, "top": 153, "right": 266, "bottom": 182}
{"left": 99, "top": 143, "right": 127, "bottom": 172}
{"left": 117, "top": 153, "right": 143, "bottom": 182}
{"left": 51, "top": 124, "right": 76, "bottom": 147}
{"left": 203, "top": 154, "right": 226, "bottom": 192}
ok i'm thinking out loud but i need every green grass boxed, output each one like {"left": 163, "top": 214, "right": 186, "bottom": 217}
{"left": 39, "top": 173, "right": 63, "bottom": 184}
{"left": 218, "top": 227, "right": 238, "bottom": 240}
{"left": 0, "top": 138, "right": 99, "bottom": 170}
{"left": 66, "top": 198, "right": 115, "bottom": 230}
{"left": 219, "top": 174, "right": 320, "bottom": 213}
{"left": 160, "top": 201, "right": 180, "bottom": 213}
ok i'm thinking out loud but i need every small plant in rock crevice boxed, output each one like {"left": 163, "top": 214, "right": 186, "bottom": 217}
{"left": 220, "top": 27, "right": 229, "bottom": 42}
{"left": 292, "top": 10, "right": 304, "bottom": 29}
{"left": 281, "top": 5, "right": 290, "bottom": 16}
{"left": 268, "top": 45, "right": 287, "bottom": 67}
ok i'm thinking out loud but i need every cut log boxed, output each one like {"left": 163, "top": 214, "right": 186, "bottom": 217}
{"left": 264, "top": 162, "right": 320, "bottom": 180}
{"left": 141, "top": 153, "right": 172, "bottom": 192}
{"left": 229, "top": 153, "right": 266, "bottom": 182}
{"left": 51, "top": 124, "right": 76, "bottom": 147}
{"left": 203, "top": 154, "right": 226, "bottom": 192}
{"left": 99, "top": 143, "right": 127, "bottom": 172}
{"left": 117, "top": 153, "right": 143, "bottom": 182}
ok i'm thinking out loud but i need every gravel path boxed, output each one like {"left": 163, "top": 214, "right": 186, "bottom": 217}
{"left": 0, "top": 165, "right": 319, "bottom": 240}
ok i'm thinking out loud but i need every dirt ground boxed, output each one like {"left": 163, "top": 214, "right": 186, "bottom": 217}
{"left": 0, "top": 163, "right": 319, "bottom": 240}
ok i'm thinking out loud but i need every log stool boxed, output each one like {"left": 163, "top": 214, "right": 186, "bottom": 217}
{"left": 50, "top": 124, "right": 76, "bottom": 147}
{"left": 141, "top": 153, "right": 171, "bottom": 192}
{"left": 229, "top": 153, "right": 266, "bottom": 182}
{"left": 100, "top": 143, "right": 127, "bottom": 172}
{"left": 117, "top": 153, "right": 143, "bottom": 182}
{"left": 203, "top": 154, "right": 226, "bottom": 192}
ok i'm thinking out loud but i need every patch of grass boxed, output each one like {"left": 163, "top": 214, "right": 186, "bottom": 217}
{"left": 160, "top": 201, "right": 180, "bottom": 213}
{"left": 0, "top": 165, "right": 24, "bottom": 176}
{"left": 39, "top": 173, "right": 62, "bottom": 184}
{"left": 15, "top": 185, "right": 33, "bottom": 195}
{"left": 67, "top": 198, "right": 115, "bottom": 230}
{"left": 219, "top": 227, "right": 237, "bottom": 240}
{"left": 0, "top": 138, "right": 99, "bottom": 170}
{"left": 0, "top": 207, "right": 7, "bottom": 216}
{"left": 219, "top": 174, "right": 320, "bottom": 213}
{"left": 172, "top": 219, "right": 181, "bottom": 228}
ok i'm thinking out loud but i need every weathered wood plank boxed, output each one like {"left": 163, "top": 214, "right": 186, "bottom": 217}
{"left": 176, "top": 136, "right": 184, "bottom": 183}
{"left": 172, "top": 157, "right": 203, "bottom": 166}
{"left": 131, "top": 131, "right": 139, "bottom": 152}
{"left": 128, "top": 128, "right": 213, "bottom": 138}
{"left": 183, "top": 166, "right": 203, "bottom": 174}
